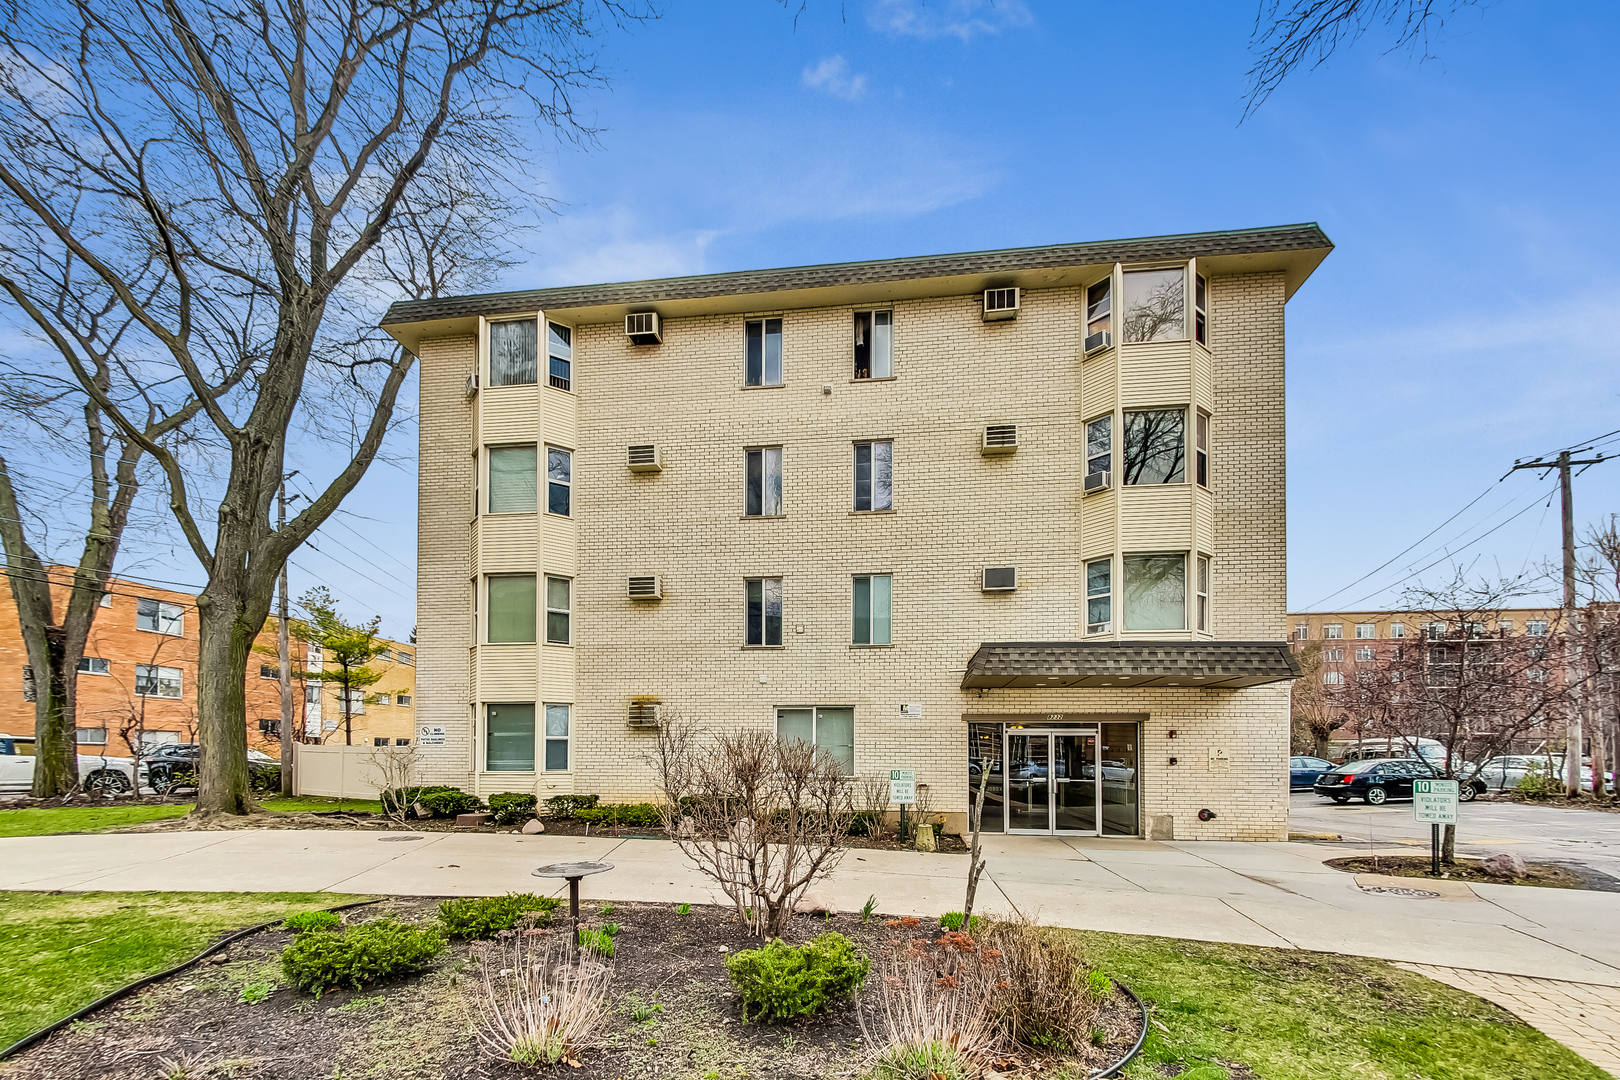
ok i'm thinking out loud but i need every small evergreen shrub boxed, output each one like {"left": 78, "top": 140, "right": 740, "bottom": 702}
{"left": 725, "top": 932, "right": 869, "bottom": 1023}
{"left": 280, "top": 918, "right": 445, "bottom": 998}
{"left": 1515, "top": 766, "right": 1559, "bottom": 800}
{"left": 488, "top": 792, "right": 539, "bottom": 826}
{"left": 542, "top": 793, "right": 600, "bottom": 820}
{"left": 438, "top": 893, "right": 559, "bottom": 939}
{"left": 380, "top": 785, "right": 461, "bottom": 816}
{"left": 417, "top": 788, "right": 482, "bottom": 817}
{"left": 282, "top": 910, "right": 342, "bottom": 933}
{"left": 574, "top": 802, "right": 662, "bottom": 828}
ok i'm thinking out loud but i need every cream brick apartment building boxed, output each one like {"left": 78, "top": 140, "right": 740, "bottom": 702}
{"left": 385, "top": 224, "right": 1331, "bottom": 841}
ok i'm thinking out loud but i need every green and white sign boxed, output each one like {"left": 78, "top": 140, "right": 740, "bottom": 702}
{"left": 1413, "top": 779, "right": 1459, "bottom": 824}
{"left": 889, "top": 768, "right": 916, "bottom": 805}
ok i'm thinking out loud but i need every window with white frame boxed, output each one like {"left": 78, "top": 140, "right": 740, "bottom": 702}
{"left": 396, "top": 694, "right": 412, "bottom": 706}
{"left": 545, "top": 577, "right": 571, "bottom": 645}
{"left": 746, "top": 578, "right": 783, "bottom": 646}
{"left": 746, "top": 447, "right": 783, "bottom": 516}
{"left": 373, "top": 737, "right": 389, "bottom": 747}
{"left": 1389, "top": 622, "right": 1406, "bottom": 639}
{"left": 853, "top": 441, "right": 892, "bottom": 511}
{"left": 1123, "top": 553, "right": 1185, "bottom": 631}
{"left": 546, "top": 447, "right": 572, "bottom": 516}
{"left": 1355, "top": 647, "right": 1375, "bottom": 662}
{"left": 1085, "top": 277, "right": 1112, "bottom": 347}
{"left": 1322, "top": 671, "right": 1343, "bottom": 686}
{"left": 547, "top": 322, "right": 573, "bottom": 391}
{"left": 398, "top": 651, "right": 414, "bottom": 666}
{"left": 1086, "top": 558, "right": 1112, "bottom": 635}
{"left": 1528, "top": 668, "right": 1548, "bottom": 683}
{"left": 259, "top": 664, "right": 277, "bottom": 680}
{"left": 853, "top": 310, "right": 892, "bottom": 379}
{"left": 1355, "top": 623, "right": 1376, "bottom": 639}
{"left": 1085, "top": 415, "right": 1111, "bottom": 479}
{"left": 1324, "top": 648, "right": 1344, "bottom": 663}
{"left": 136, "top": 597, "right": 184, "bottom": 636}
{"left": 1122, "top": 268, "right": 1186, "bottom": 343}
{"left": 1195, "top": 555, "right": 1210, "bottom": 632}
{"left": 1123, "top": 409, "right": 1185, "bottom": 485}
{"left": 1194, "top": 272, "right": 1209, "bottom": 346}
{"left": 544, "top": 703, "right": 570, "bottom": 771}
{"left": 1498, "top": 620, "right": 1514, "bottom": 634}
{"left": 1195, "top": 412, "right": 1210, "bottom": 487}
{"left": 377, "top": 649, "right": 392, "bottom": 661}
{"left": 1295, "top": 624, "right": 1308, "bottom": 640}
{"left": 486, "top": 702, "right": 534, "bottom": 771}
{"left": 488, "top": 445, "right": 537, "bottom": 513}
{"left": 745, "top": 318, "right": 783, "bottom": 386}
{"left": 342, "top": 688, "right": 366, "bottom": 715}
{"left": 99, "top": 592, "right": 112, "bottom": 608}
{"left": 1527, "top": 620, "right": 1548, "bottom": 636}
{"left": 852, "top": 574, "right": 891, "bottom": 645}
{"left": 304, "top": 684, "right": 321, "bottom": 704}
{"left": 135, "top": 664, "right": 182, "bottom": 698}
{"left": 77, "top": 656, "right": 109, "bottom": 675}
{"left": 489, "top": 319, "right": 538, "bottom": 386}
{"left": 487, "top": 575, "right": 537, "bottom": 644}
{"left": 1424, "top": 622, "right": 1447, "bottom": 640}
{"left": 1324, "top": 623, "right": 1343, "bottom": 639}
{"left": 77, "top": 727, "right": 107, "bottom": 744}
{"left": 776, "top": 706, "right": 854, "bottom": 775}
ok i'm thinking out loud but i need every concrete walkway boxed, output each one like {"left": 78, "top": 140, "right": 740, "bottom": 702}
{"left": 3, "top": 829, "right": 1616, "bottom": 1074}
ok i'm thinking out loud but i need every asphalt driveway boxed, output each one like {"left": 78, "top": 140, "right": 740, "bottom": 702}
{"left": 1289, "top": 790, "right": 1620, "bottom": 884}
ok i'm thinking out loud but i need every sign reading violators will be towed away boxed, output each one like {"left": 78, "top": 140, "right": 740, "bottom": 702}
{"left": 1413, "top": 779, "right": 1459, "bottom": 824}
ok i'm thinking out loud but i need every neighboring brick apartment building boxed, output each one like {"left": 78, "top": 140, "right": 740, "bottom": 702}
{"left": 0, "top": 569, "right": 417, "bottom": 755}
{"left": 385, "top": 224, "right": 1331, "bottom": 841}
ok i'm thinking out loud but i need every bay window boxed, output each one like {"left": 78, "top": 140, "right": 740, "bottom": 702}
{"left": 487, "top": 575, "right": 537, "bottom": 644}
{"left": 1123, "top": 409, "right": 1186, "bottom": 485}
{"left": 488, "top": 445, "right": 537, "bottom": 513}
{"left": 1086, "top": 558, "right": 1112, "bottom": 635}
{"left": 1123, "top": 553, "right": 1185, "bottom": 632}
{"left": 489, "top": 319, "right": 538, "bottom": 386}
{"left": 486, "top": 703, "right": 535, "bottom": 771}
{"left": 1122, "top": 268, "right": 1186, "bottom": 343}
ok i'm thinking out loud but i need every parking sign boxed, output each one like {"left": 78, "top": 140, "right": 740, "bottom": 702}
{"left": 889, "top": 769, "right": 916, "bottom": 805}
{"left": 1413, "top": 779, "right": 1459, "bottom": 824}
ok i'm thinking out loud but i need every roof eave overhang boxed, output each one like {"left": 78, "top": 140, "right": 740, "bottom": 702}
{"left": 960, "top": 641, "right": 1302, "bottom": 691}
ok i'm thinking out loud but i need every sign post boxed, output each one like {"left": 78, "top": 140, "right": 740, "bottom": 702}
{"left": 1412, "top": 779, "right": 1460, "bottom": 875}
{"left": 890, "top": 769, "right": 916, "bottom": 837}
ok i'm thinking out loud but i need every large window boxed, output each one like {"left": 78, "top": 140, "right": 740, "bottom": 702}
{"left": 853, "top": 441, "right": 893, "bottom": 511}
{"left": 488, "top": 445, "right": 538, "bottom": 513}
{"left": 777, "top": 706, "right": 854, "bottom": 774}
{"left": 545, "top": 703, "right": 570, "bottom": 771}
{"left": 547, "top": 322, "right": 572, "bottom": 391}
{"left": 745, "top": 318, "right": 783, "bottom": 386}
{"left": 135, "top": 664, "right": 182, "bottom": 698}
{"left": 1086, "top": 558, "right": 1112, "bottom": 635}
{"left": 546, "top": 447, "right": 572, "bottom": 516}
{"left": 852, "top": 574, "right": 892, "bottom": 645}
{"left": 1085, "top": 415, "right": 1111, "bottom": 478}
{"left": 489, "top": 320, "right": 538, "bottom": 386}
{"left": 1123, "top": 409, "right": 1185, "bottom": 485}
{"left": 486, "top": 702, "right": 535, "bottom": 771}
{"left": 136, "top": 597, "right": 184, "bottom": 636}
{"left": 1123, "top": 553, "right": 1185, "bottom": 632}
{"left": 487, "top": 575, "right": 537, "bottom": 644}
{"left": 746, "top": 447, "right": 783, "bottom": 516}
{"left": 853, "top": 310, "right": 892, "bottom": 379}
{"left": 746, "top": 577, "right": 783, "bottom": 646}
{"left": 546, "top": 577, "right": 571, "bottom": 645}
{"left": 1122, "top": 268, "right": 1186, "bottom": 343}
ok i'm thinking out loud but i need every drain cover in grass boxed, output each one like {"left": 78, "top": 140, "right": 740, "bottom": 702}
{"left": 1359, "top": 885, "right": 1440, "bottom": 898}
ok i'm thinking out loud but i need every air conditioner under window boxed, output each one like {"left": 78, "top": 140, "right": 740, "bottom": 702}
{"left": 1084, "top": 470, "right": 1111, "bottom": 494}
{"left": 464, "top": 372, "right": 479, "bottom": 399}
{"left": 982, "top": 566, "right": 1018, "bottom": 592}
{"left": 982, "top": 287, "right": 1020, "bottom": 322}
{"left": 625, "top": 311, "right": 663, "bottom": 345}
{"left": 627, "top": 444, "right": 662, "bottom": 473}
{"left": 981, "top": 424, "right": 1018, "bottom": 455}
{"left": 627, "top": 576, "right": 663, "bottom": 601}
{"left": 627, "top": 702, "right": 662, "bottom": 729}
{"left": 1084, "top": 330, "right": 1112, "bottom": 354}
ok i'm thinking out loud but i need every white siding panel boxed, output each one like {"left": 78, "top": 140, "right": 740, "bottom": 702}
{"left": 1120, "top": 485, "right": 1192, "bottom": 549}
{"left": 482, "top": 385, "right": 540, "bottom": 443}
{"left": 1080, "top": 350, "right": 1116, "bottom": 419}
{"left": 1119, "top": 342, "right": 1191, "bottom": 407}
{"left": 480, "top": 515, "right": 537, "bottom": 571}
{"left": 479, "top": 645, "right": 538, "bottom": 700}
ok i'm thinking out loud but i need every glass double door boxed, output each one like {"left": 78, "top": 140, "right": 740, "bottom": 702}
{"left": 1007, "top": 730, "right": 1099, "bottom": 833}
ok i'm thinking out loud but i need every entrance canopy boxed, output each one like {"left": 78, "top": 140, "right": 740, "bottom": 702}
{"left": 960, "top": 641, "right": 1300, "bottom": 690}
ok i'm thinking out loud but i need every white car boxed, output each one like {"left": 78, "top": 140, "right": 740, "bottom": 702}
{"left": 0, "top": 734, "right": 142, "bottom": 795}
{"left": 1476, "top": 755, "right": 1613, "bottom": 792}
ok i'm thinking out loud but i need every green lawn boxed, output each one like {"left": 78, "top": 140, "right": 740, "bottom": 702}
{"left": 0, "top": 891, "right": 369, "bottom": 1048}
{"left": 1077, "top": 931, "right": 1606, "bottom": 1080}
{"left": 0, "top": 804, "right": 191, "bottom": 837}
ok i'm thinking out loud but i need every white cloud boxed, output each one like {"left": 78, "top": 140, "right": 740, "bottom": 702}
{"left": 868, "top": 0, "right": 1033, "bottom": 41}
{"left": 523, "top": 206, "right": 721, "bottom": 287}
{"left": 801, "top": 55, "right": 868, "bottom": 101}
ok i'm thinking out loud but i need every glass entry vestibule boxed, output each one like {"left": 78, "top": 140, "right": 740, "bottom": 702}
{"left": 968, "top": 722, "right": 1139, "bottom": 836}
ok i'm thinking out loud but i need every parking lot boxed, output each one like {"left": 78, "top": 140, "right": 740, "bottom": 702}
{"left": 1289, "top": 790, "right": 1620, "bottom": 885}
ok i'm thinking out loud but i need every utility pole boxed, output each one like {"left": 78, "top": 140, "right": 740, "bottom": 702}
{"left": 277, "top": 476, "right": 299, "bottom": 796}
{"left": 1511, "top": 447, "right": 1611, "bottom": 795}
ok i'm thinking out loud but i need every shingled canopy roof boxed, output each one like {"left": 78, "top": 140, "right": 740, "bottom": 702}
{"left": 961, "top": 641, "right": 1301, "bottom": 690}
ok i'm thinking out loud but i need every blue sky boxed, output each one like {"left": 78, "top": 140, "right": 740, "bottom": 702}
{"left": 35, "top": 0, "right": 1620, "bottom": 638}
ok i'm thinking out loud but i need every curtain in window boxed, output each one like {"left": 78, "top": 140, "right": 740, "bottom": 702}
{"left": 490, "top": 321, "right": 538, "bottom": 386}
{"left": 1123, "top": 554, "right": 1185, "bottom": 631}
{"left": 487, "top": 703, "right": 535, "bottom": 771}
{"left": 488, "top": 445, "right": 537, "bottom": 513}
{"left": 488, "top": 576, "right": 537, "bottom": 643}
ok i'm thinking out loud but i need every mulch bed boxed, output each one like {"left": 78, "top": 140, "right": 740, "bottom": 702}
{"left": 1323, "top": 854, "right": 1612, "bottom": 891}
{"left": 2, "top": 900, "right": 1140, "bottom": 1080}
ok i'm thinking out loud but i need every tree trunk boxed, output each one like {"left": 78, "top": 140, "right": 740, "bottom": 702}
{"left": 1313, "top": 730, "right": 1331, "bottom": 758}
{"left": 1441, "top": 823, "right": 1457, "bottom": 865}
{"left": 962, "top": 763, "right": 992, "bottom": 924}
{"left": 192, "top": 588, "right": 261, "bottom": 815}
{"left": 29, "top": 627, "right": 79, "bottom": 798}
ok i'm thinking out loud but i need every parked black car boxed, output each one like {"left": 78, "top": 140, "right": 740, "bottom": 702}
{"left": 1313, "top": 758, "right": 1487, "bottom": 805}
{"left": 144, "top": 743, "right": 280, "bottom": 794}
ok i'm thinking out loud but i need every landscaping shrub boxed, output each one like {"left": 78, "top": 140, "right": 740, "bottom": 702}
{"left": 574, "top": 802, "right": 662, "bottom": 829}
{"left": 417, "top": 788, "right": 482, "bottom": 817}
{"left": 488, "top": 792, "right": 539, "bottom": 826}
{"left": 1515, "top": 766, "right": 1559, "bottom": 800}
{"left": 864, "top": 931, "right": 1001, "bottom": 1075}
{"left": 252, "top": 765, "right": 281, "bottom": 793}
{"left": 379, "top": 785, "right": 462, "bottom": 816}
{"left": 725, "top": 932, "right": 868, "bottom": 1022}
{"left": 478, "top": 930, "right": 612, "bottom": 1065}
{"left": 937, "top": 912, "right": 984, "bottom": 933}
{"left": 439, "top": 894, "right": 560, "bottom": 939}
{"left": 981, "top": 916, "right": 1099, "bottom": 1053}
{"left": 867, "top": 1040, "right": 972, "bottom": 1080}
{"left": 542, "top": 793, "right": 599, "bottom": 820}
{"left": 280, "top": 918, "right": 445, "bottom": 997}
{"left": 577, "top": 926, "right": 615, "bottom": 957}
{"left": 281, "top": 910, "right": 342, "bottom": 933}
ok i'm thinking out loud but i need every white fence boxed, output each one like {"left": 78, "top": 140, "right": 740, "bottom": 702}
{"left": 294, "top": 743, "right": 390, "bottom": 800}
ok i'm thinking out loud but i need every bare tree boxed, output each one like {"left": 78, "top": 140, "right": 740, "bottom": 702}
{"left": 1572, "top": 516, "right": 1620, "bottom": 796}
{"left": 0, "top": 0, "right": 641, "bottom": 812}
{"left": 1244, "top": 1, "right": 1485, "bottom": 119}
{"left": 1289, "top": 641, "right": 1342, "bottom": 756}
{"left": 647, "top": 716, "right": 855, "bottom": 939}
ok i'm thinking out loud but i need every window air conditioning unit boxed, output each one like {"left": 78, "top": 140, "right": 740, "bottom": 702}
{"left": 627, "top": 702, "right": 662, "bottom": 730}
{"left": 1084, "top": 470, "right": 1111, "bottom": 495}
{"left": 627, "top": 575, "right": 663, "bottom": 601}
{"left": 463, "top": 372, "right": 479, "bottom": 399}
{"left": 981, "top": 424, "right": 1018, "bottom": 455}
{"left": 625, "top": 311, "right": 663, "bottom": 345}
{"left": 982, "top": 287, "right": 1020, "bottom": 322}
{"left": 1084, "top": 330, "right": 1112, "bottom": 355}
{"left": 982, "top": 566, "right": 1018, "bottom": 592}
{"left": 627, "top": 444, "right": 663, "bottom": 473}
